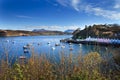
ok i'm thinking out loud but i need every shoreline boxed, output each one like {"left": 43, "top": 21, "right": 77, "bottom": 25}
{"left": 60, "top": 38, "right": 120, "bottom": 47}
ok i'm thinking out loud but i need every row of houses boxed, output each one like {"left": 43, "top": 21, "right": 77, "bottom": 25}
{"left": 85, "top": 36, "right": 120, "bottom": 44}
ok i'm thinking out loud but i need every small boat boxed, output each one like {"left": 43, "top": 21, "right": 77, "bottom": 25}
{"left": 26, "top": 43, "right": 32, "bottom": 46}
{"left": 61, "top": 45, "right": 65, "bottom": 49}
{"left": 23, "top": 46, "right": 28, "bottom": 49}
{"left": 79, "top": 44, "right": 81, "bottom": 47}
{"left": 47, "top": 42, "right": 51, "bottom": 44}
{"left": 69, "top": 43, "right": 72, "bottom": 45}
{"left": 38, "top": 43, "right": 40, "bottom": 45}
{"left": 55, "top": 43, "right": 60, "bottom": 46}
{"left": 23, "top": 45, "right": 30, "bottom": 49}
{"left": 52, "top": 47, "right": 55, "bottom": 50}
{"left": 24, "top": 50, "right": 29, "bottom": 53}
{"left": 69, "top": 47, "right": 73, "bottom": 51}
{"left": 12, "top": 41, "right": 15, "bottom": 44}
{"left": 5, "top": 40, "right": 9, "bottom": 42}
{"left": 19, "top": 56, "right": 26, "bottom": 59}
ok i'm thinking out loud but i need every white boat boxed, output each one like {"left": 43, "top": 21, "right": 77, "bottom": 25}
{"left": 19, "top": 56, "right": 26, "bottom": 59}
{"left": 24, "top": 50, "right": 29, "bottom": 53}
{"left": 55, "top": 43, "right": 60, "bottom": 46}
{"left": 61, "top": 45, "right": 65, "bottom": 49}
{"left": 52, "top": 47, "right": 55, "bottom": 50}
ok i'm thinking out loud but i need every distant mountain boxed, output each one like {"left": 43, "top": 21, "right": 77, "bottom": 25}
{"left": 64, "top": 29, "right": 75, "bottom": 34}
{"left": 32, "top": 29, "right": 47, "bottom": 32}
{"left": 32, "top": 29, "right": 64, "bottom": 35}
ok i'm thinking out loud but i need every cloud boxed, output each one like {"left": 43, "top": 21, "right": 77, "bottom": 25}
{"left": 16, "top": 15, "right": 32, "bottom": 18}
{"left": 114, "top": 0, "right": 120, "bottom": 9}
{"left": 56, "top": 0, "right": 81, "bottom": 10}
{"left": 56, "top": 0, "right": 70, "bottom": 7}
{"left": 114, "top": 4, "right": 120, "bottom": 9}
{"left": 25, "top": 25, "right": 79, "bottom": 31}
{"left": 71, "top": 0, "right": 81, "bottom": 11}
{"left": 56, "top": 0, "right": 120, "bottom": 20}
{"left": 85, "top": 6, "right": 120, "bottom": 20}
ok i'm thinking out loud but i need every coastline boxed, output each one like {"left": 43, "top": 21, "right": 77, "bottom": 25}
{"left": 60, "top": 38, "right": 120, "bottom": 47}
{"left": 0, "top": 29, "right": 66, "bottom": 37}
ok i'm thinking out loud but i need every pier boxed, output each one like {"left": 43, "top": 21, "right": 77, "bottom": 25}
{"left": 60, "top": 37, "right": 120, "bottom": 47}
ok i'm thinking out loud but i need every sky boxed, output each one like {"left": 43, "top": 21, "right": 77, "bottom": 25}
{"left": 0, "top": 0, "right": 120, "bottom": 31}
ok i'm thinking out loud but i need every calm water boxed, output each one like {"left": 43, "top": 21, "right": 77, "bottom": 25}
{"left": 0, "top": 35, "right": 119, "bottom": 62}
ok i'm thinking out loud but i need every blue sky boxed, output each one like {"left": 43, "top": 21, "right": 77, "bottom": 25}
{"left": 0, "top": 0, "right": 120, "bottom": 31}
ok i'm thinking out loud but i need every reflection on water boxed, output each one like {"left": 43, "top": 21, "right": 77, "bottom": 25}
{"left": 0, "top": 35, "right": 119, "bottom": 64}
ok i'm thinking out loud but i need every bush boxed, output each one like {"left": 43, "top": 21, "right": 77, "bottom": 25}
{"left": 0, "top": 51, "right": 120, "bottom": 80}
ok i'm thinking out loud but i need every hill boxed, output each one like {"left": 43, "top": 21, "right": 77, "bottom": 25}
{"left": 72, "top": 24, "right": 120, "bottom": 39}
{"left": 0, "top": 29, "right": 64, "bottom": 37}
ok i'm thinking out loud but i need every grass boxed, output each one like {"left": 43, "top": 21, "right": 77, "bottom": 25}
{"left": 0, "top": 46, "right": 120, "bottom": 80}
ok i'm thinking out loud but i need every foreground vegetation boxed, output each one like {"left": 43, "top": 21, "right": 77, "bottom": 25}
{"left": 0, "top": 50, "right": 120, "bottom": 80}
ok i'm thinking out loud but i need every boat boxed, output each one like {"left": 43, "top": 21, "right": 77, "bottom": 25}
{"left": 61, "top": 45, "right": 65, "bottom": 49}
{"left": 52, "top": 47, "right": 55, "bottom": 50}
{"left": 55, "top": 43, "right": 60, "bottom": 46}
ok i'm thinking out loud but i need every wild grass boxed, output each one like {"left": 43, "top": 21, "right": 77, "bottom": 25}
{"left": 0, "top": 47, "right": 120, "bottom": 80}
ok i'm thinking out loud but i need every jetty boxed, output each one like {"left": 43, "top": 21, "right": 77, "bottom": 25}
{"left": 60, "top": 37, "right": 120, "bottom": 47}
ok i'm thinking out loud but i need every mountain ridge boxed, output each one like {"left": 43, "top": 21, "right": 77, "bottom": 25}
{"left": 0, "top": 29, "right": 64, "bottom": 37}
